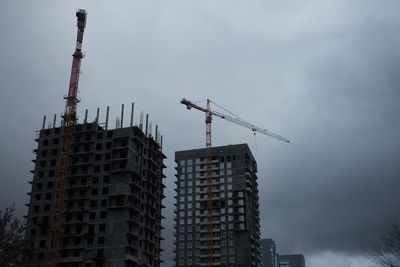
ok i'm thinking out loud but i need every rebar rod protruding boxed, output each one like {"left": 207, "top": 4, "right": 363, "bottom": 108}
{"left": 105, "top": 106, "right": 109, "bottom": 130}
{"left": 42, "top": 115, "right": 46, "bottom": 130}
{"left": 130, "top": 102, "right": 134, "bottom": 127}
{"left": 53, "top": 114, "right": 57, "bottom": 128}
{"left": 84, "top": 109, "right": 88, "bottom": 123}
{"left": 121, "top": 104, "right": 124, "bottom": 128}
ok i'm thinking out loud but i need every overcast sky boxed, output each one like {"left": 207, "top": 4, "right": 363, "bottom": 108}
{"left": 1, "top": 1, "right": 399, "bottom": 266}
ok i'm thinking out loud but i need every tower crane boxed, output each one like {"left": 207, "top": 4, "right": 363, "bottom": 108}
{"left": 48, "top": 10, "right": 87, "bottom": 266}
{"left": 180, "top": 98, "right": 289, "bottom": 266}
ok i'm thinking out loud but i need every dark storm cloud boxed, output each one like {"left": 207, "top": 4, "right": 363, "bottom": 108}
{"left": 258, "top": 1, "right": 400, "bottom": 256}
{"left": 0, "top": 1, "right": 399, "bottom": 266}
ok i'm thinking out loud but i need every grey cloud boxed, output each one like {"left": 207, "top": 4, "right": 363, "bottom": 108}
{"left": 1, "top": 1, "right": 399, "bottom": 266}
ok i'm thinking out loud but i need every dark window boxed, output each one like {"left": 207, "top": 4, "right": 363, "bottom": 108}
{"left": 107, "top": 131, "right": 113, "bottom": 138}
{"left": 103, "top": 164, "right": 109, "bottom": 171}
{"left": 96, "top": 143, "right": 102, "bottom": 150}
{"left": 39, "top": 240, "right": 46, "bottom": 248}
{"left": 33, "top": 206, "right": 40, "bottom": 212}
{"left": 101, "top": 199, "right": 107, "bottom": 207}
{"left": 98, "top": 236, "right": 105, "bottom": 244}
{"left": 53, "top": 138, "right": 59, "bottom": 145}
{"left": 89, "top": 212, "right": 96, "bottom": 220}
{"left": 95, "top": 154, "right": 101, "bottom": 161}
{"left": 105, "top": 153, "right": 111, "bottom": 160}
{"left": 99, "top": 224, "right": 106, "bottom": 232}
{"left": 44, "top": 204, "right": 50, "bottom": 211}
{"left": 97, "top": 248, "right": 104, "bottom": 258}
{"left": 43, "top": 140, "right": 48, "bottom": 146}
{"left": 41, "top": 150, "right": 47, "bottom": 156}
{"left": 51, "top": 149, "right": 57, "bottom": 155}
{"left": 48, "top": 170, "right": 55, "bottom": 177}
{"left": 91, "top": 188, "right": 98, "bottom": 195}
{"left": 100, "top": 211, "right": 106, "bottom": 219}
{"left": 40, "top": 227, "right": 47, "bottom": 235}
{"left": 47, "top": 182, "right": 53, "bottom": 189}
{"left": 37, "top": 182, "right": 43, "bottom": 189}
{"left": 94, "top": 165, "right": 100, "bottom": 172}
{"left": 92, "top": 177, "right": 99, "bottom": 184}
{"left": 103, "top": 176, "right": 109, "bottom": 183}
{"left": 97, "top": 133, "right": 103, "bottom": 139}
{"left": 35, "top": 194, "right": 41, "bottom": 200}
{"left": 106, "top": 142, "right": 112, "bottom": 148}
{"left": 90, "top": 200, "right": 97, "bottom": 208}
{"left": 38, "top": 253, "right": 44, "bottom": 260}
{"left": 76, "top": 226, "right": 82, "bottom": 234}
{"left": 102, "top": 187, "right": 109, "bottom": 195}
{"left": 50, "top": 159, "right": 57, "bottom": 166}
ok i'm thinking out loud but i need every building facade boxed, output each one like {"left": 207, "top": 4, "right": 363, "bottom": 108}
{"left": 174, "top": 144, "right": 261, "bottom": 266}
{"left": 261, "top": 239, "right": 278, "bottom": 267}
{"left": 278, "top": 254, "right": 305, "bottom": 267}
{"left": 23, "top": 122, "right": 166, "bottom": 267}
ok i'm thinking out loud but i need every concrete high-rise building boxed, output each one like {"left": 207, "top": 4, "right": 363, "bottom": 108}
{"left": 278, "top": 254, "right": 305, "bottom": 267}
{"left": 261, "top": 239, "right": 278, "bottom": 267}
{"left": 174, "top": 144, "right": 261, "bottom": 267}
{"left": 23, "top": 120, "right": 166, "bottom": 267}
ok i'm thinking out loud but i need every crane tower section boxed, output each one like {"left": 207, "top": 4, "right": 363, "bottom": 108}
{"left": 48, "top": 10, "right": 87, "bottom": 266}
{"left": 180, "top": 98, "right": 289, "bottom": 267}
{"left": 65, "top": 9, "right": 87, "bottom": 122}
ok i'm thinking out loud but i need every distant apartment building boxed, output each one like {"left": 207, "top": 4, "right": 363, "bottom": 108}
{"left": 278, "top": 254, "right": 305, "bottom": 267}
{"left": 261, "top": 239, "right": 278, "bottom": 267}
{"left": 23, "top": 121, "right": 166, "bottom": 267}
{"left": 174, "top": 144, "right": 261, "bottom": 266}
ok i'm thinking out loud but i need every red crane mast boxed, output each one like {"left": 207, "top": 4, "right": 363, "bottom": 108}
{"left": 48, "top": 10, "right": 87, "bottom": 266}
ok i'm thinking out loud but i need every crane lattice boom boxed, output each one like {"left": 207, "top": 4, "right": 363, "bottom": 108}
{"left": 181, "top": 98, "right": 290, "bottom": 143}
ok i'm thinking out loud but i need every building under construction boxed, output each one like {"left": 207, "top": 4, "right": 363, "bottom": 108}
{"left": 23, "top": 114, "right": 166, "bottom": 267}
{"left": 174, "top": 144, "right": 262, "bottom": 266}
{"left": 23, "top": 9, "right": 166, "bottom": 267}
